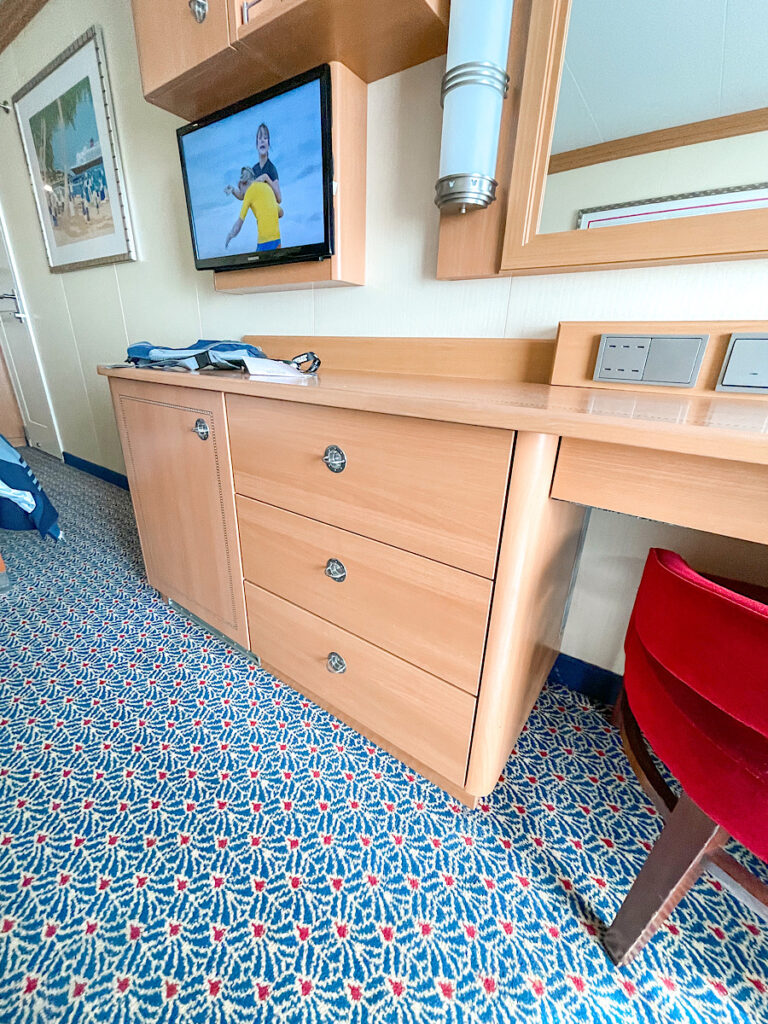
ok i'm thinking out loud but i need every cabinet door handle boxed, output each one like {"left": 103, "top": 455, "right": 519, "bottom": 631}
{"left": 322, "top": 444, "right": 347, "bottom": 473}
{"left": 189, "top": 0, "right": 208, "bottom": 23}
{"left": 324, "top": 558, "right": 347, "bottom": 582}
{"left": 242, "top": 0, "right": 264, "bottom": 25}
{"left": 192, "top": 418, "right": 210, "bottom": 440}
{"left": 326, "top": 651, "right": 347, "bottom": 674}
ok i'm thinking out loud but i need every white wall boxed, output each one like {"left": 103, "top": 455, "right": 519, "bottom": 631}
{"left": 1, "top": 0, "right": 768, "bottom": 673}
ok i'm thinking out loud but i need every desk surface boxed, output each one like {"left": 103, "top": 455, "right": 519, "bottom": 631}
{"left": 99, "top": 364, "right": 768, "bottom": 466}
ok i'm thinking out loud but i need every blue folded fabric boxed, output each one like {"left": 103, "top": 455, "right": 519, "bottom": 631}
{"left": 0, "top": 435, "right": 23, "bottom": 466}
{"left": 126, "top": 339, "right": 267, "bottom": 371}
{"left": 0, "top": 436, "right": 60, "bottom": 541}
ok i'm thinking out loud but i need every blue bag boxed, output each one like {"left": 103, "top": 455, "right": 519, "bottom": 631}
{"left": 126, "top": 340, "right": 320, "bottom": 374}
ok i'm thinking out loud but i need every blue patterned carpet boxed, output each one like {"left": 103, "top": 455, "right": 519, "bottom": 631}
{"left": 0, "top": 451, "right": 766, "bottom": 1023}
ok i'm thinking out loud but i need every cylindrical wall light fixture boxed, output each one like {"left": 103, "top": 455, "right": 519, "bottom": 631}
{"left": 434, "top": 0, "right": 514, "bottom": 213}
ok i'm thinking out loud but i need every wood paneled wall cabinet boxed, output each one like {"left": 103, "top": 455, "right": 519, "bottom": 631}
{"left": 100, "top": 327, "right": 768, "bottom": 803}
{"left": 130, "top": 0, "right": 448, "bottom": 122}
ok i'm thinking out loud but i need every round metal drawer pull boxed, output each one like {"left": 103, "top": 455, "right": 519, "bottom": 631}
{"left": 324, "top": 558, "right": 347, "bottom": 582}
{"left": 189, "top": 0, "right": 208, "bottom": 23}
{"left": 326, "top": 651, "right": 347, "bottom": 674}
{"left": 322, "top": 444, "right": 347, "bottom": 473}
{"left": 192, "top": 418, "right": 210, "bottom": 441}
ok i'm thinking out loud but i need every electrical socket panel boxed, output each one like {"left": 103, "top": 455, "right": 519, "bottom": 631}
{"left": 593, "top": 334, "right": 707, "bottom": 387}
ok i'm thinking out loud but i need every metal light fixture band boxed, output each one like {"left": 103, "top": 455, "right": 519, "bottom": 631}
{"left": 441, "top": 61, "right": 510, "bottom": 107}
{"left": 435, "top": 174, "right": 497, "bottom": 212}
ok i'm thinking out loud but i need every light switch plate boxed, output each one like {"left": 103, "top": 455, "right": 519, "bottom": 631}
{"left": 593, "top": 334, "right": 707, "bottom": 387}
{"left": 593, "top": 335, "right": 649, "bottom": 382}
{"left": 717, "top": 333, "right": 768, "bottom": 393}
{"left": 642, "top": 335, "right": 707, "bottom": 386}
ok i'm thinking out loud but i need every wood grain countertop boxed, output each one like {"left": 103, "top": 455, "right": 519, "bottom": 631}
{"left": 98, "top": 364, "right": 768, "bottom": 466}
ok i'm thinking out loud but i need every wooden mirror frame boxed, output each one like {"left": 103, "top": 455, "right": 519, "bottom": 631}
{"left": 438, "top": 0, "right": 768, "bottom": 279}
{"left": 503, "top": 0, "right": 768, "bottom": 274}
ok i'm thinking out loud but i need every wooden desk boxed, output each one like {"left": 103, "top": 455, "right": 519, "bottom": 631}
{"left": 99, "top": 335, "right": 768, "bottom": 804}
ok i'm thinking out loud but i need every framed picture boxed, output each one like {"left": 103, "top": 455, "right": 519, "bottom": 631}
{"left": 576, "top": 182, "right": 768, "bottom": 231}
{"left": 12, "top": 26, "right": 135, "bottom": 273}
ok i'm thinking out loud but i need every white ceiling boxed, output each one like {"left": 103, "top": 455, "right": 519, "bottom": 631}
{"left": 551, "top": 0, "right": 768, "bottom": 154}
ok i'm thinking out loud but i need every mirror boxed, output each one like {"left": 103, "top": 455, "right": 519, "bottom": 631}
{"left": 497, "top": 0, "right": 768, "bottom": 275}
{"left": 540, "top": 0, "right": 768, "bottom": 234}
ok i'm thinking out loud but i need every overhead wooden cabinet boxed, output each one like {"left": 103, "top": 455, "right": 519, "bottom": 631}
{"left": 109, "top": 377, "right": 248, "bottom": 648}
{"left": 234, "top": 0, "right": 450, "bottom": 86}
{"left": 129, "top": 0, "right": 449, "bottom": 121}
{"left": 130, "top": 0, "right": 236, "bottom": 100}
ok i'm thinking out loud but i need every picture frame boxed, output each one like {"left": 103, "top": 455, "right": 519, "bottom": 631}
{"left": 576, "top": 182, "right": 768, "bottom": 231}
{"left": 12, "top": 26, "right": 135, "bottom": 273}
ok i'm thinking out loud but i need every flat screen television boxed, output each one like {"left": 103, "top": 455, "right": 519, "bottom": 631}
{"left": 177, "top": 65, "right": 334, "bottom": 272}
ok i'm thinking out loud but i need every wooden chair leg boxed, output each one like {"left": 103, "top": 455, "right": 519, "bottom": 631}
{"left": 0, "top": 551, "right": 8, "bottom": 594}
{"left": 604, "top": 792, "right": 728, "bottom": 966}
{"left": 613, "top": 687, "right": 677, "bottom": 818}
{"left": 610, "top": 685, "right": 625, "bottom": 729}
{"left": 707, "top": 848, "right": 768, "bottom": 922}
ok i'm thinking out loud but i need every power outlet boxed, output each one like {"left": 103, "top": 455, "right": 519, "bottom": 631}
{"left": 594, "top": 335, "right": 650, "bottom": 382}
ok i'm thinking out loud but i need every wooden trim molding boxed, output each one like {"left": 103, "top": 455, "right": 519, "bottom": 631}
{"left": 0, "top": 0, "right": 49, "bottom": 52}
{"left": 466, "top": 432, "right": 585, "bottom": 795}
{"left": 243, "top": 335, "right": 556, "bottom": 382}
{"left": 548, "top": 106, "right": 768, "bottom": 175}
{"left": 0, "top": 346, "right": 25, "bottom": 445}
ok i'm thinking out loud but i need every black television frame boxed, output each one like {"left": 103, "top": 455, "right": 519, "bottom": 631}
{"left": 177, "top": 64, "right": 334, "bottom": 273}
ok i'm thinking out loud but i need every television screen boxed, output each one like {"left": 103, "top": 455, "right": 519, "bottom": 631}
{"left": 177, "top": 65, "right": 333, "bottom": 272}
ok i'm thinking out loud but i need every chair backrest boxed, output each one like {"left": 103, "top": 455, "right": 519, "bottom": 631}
{"left": 629, "top": 548, "right": 768, "bottom": 739}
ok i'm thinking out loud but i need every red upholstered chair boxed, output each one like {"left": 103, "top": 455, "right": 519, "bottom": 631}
{"left": 604, "top": 547, "right": 768, "bottom": 966}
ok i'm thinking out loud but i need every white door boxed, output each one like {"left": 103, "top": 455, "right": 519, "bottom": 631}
{"left": 0, "top": 211, "right": 62, "bottom": 457}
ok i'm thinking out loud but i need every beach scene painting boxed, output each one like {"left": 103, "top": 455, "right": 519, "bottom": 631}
{"left": 29, "top": 76, "right": 114, "bottom": 246}
{"left": 13, "top": 28, "right": 135, "bottom": 272}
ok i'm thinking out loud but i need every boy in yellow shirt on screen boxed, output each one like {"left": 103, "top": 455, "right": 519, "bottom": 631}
{"left": 224, "top": 167, "right": 282, "bottom": 252}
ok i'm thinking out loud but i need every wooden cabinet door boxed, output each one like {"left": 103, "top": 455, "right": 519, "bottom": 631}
{"left": 130, "top": 0, "right": 233, "bottom": 96}
{"left": 110, "top": 378, "right": 248, "bottom": 647}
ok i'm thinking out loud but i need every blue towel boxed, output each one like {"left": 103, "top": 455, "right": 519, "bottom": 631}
{"left": 0, "top": 436, "right": 60, "bottom": 541}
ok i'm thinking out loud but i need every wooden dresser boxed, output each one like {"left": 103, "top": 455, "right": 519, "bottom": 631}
{"left": 100, "top": 327, "right": 768, "bottom": 804}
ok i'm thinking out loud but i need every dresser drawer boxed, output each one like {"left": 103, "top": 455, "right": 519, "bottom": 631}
{"left": 227, "top": 395, "right": 513, "bottom": 577}
{"left": 245, "top": 582, "right": 476, "bottom": 786}
{"left": 237, "top": 496, "right": 491, "bottom": 693}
